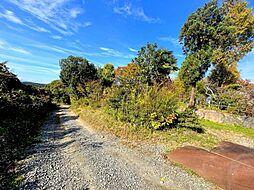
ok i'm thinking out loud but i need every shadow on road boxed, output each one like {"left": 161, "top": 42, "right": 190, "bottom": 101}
{"left": 19, "top": 110, "right": 82, "bottom": 189}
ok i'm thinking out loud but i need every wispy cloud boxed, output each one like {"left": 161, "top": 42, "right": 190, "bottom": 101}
{"left": 10, "top": 47, "right": 30, "bottom": 54}
{"left": 30, "top": 26, "right": 49, "bottom": 33}
{"left": 70, "top": 8, "right": 82, "bottom": 18}
{"left": 0, "top": 9, "right": 23, "bottom": 24}
{"left": 113, "top": 2, "right": 160, "bottom": 23}
{"left": 31, "top": 43, "right": 98, "bottom": 57}
{"left": 0, "top": 53, "right": 59, "bottom": 69}
{"left": 100, "top": 47, "right": 135, "bottom": 59}
{"left": 0, "top": 39, "right": 30, "bottom": 54}
{"left": 51, "top": 35, "right": 62, "bottom": 40}
{"left": 8, "top": 0, "right": 90, "bottom": 35}
{"left": 128, "top": 47, "right": 138, "bottom": 53}
{"left": 84, "top": 21, "right": 92, "bottom": 27}
{"left": 25, "top": 19, "right": 50, "bottom": 33}
{"left": 158, "top": 36, "right": 181, "bottom": 47}
{"left": 0, "top": 9, "right": 50, "bottom": 33}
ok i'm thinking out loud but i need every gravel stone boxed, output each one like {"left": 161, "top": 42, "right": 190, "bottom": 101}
{"left": 18, "top": 107, "right": 217, "bottom": 190}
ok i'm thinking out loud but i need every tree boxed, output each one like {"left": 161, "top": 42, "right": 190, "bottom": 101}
{"left": 179, "top": 0, "right": 254, "bottom": 107}
{"left": 210, "top": 0, "right": 254, "bottom": 86}
{"left": 179, "top": 0, "right": 220, "bottom": 107}
{"left": 133, "top": 43, "right": 178, "bottom": 86}
{"left": 59, "top": 56, "right": 98, "bottom": 98}
{"left": 178, "top": 50, "right": 211, "bottom": 107}
{"left": 208, "top": 63, "right": 240, "bottom": 86}
{"left": 0, "top": 61, "right": 21, "bottom": 92}
{"left": 98, "top": 63, "right": 115, "bottom": 88}
{"left": 115, "top": 63, "right": 138, "bottom": 86}
{"left": 45, "top": 80, "right": 70, "bottom": 104}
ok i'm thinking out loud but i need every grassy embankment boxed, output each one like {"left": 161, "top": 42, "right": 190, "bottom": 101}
{"left": 72, "top": 103, "right": 254, "bottom": 151}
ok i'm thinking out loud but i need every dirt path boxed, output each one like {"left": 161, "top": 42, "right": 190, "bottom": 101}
{"left": 18, "top": 107, "right": 217, "bottom": 190}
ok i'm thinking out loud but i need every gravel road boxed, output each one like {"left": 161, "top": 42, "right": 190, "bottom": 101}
{"left": 18, "top": 106, "right": 217, "bottom": 190}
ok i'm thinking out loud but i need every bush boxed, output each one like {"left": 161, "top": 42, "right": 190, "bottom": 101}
{"left": 107, "top": 85, "right": 179, "bottom": 130}
{"left": 0, "top": 63, "right": 54, "bottom": 189}
{"left": 44, "top": 80, "right": 70, "bottom": 104}
{"left": 215, "top": 89, "right": 254, "bottom": 116}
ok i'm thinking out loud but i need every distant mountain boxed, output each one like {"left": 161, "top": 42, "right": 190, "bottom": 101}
{"left": 22, "top": 81, "right": 46, "bottom": 88}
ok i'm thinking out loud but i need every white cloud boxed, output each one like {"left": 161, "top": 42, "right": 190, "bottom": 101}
{"left": 8, "top": 0, "right": 88, "bottom": 35}
{"left": 0, "top": 9, "right": 23, "bottom": 24}
{"left": 10, "top": 47, "right": 30, "bottom": 54}
{"left": 100, "top": 47, "right": 135, "bottom": 59}
{"left": 0, "top": 9, "right": 51, "bottom": 33}
{"left": 0, "top": 53, "right": 59, "bottom": 69}
{"left": 51, "top": 35, "right": 62, "bottom": 40}
{"left": 0, "top": 39, "right": 30, "bottom": 54}
{"left": 158, "top": 36, "right": 181, "bottom": 47}
{"left": 9, "top": 62, "right": 59, "bottom": 75}
{"left": 100, "top": 47, "right": 122, "bottom": 57}
{"left": 100, "top": 47, "right": 112, "bottom": 51}
{"left": 70, "top": 8, "right": 82, "bottom": 18}
{"left": 84, "top": 21, "right": 92, "bottom": 27}
{"left": 128, "top": 47, "right": 137, "bottom": 53}
{"left": 113, "top": 2, "right": 160, "bottom": 23}
{"left": 31, "top": 26, "right": 49, "bottom": 32}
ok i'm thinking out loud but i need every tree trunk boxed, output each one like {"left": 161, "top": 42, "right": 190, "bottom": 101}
{"left": 188, "top": 86, "right": 196, "bottom": 108}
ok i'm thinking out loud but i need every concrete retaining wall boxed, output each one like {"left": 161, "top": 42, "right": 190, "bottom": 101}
{"left": 196, "top": 109, "right": 254, "bottom": 129}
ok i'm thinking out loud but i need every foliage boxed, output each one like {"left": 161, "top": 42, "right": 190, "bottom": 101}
{"left": 179, "top": 0, "right": 220, "bottom": 55}
{"left": 196, "top": 80, "right": 254, "bottom": 117}
{"left": 59, "top": 56, "right": 98, "bottom": 98}
{"left": 208, "top": 63, "right": 240, "bottom": 86}
{"left": 133, "top": 43, "right": 178, "bottom": 85}
{"left": 45, "top": 80, "right": 70, "bottom": 104}
{"left": 177, "top": 109, "right": 200, "bottom": 129}
{"left": 73, "top": 103, "right": 219, "bottom": 151}
{"left": 178, "top": 49, "right": 211, "bottom": 87}
{"left": 179, "top": 0, "right": 219, "bottom": 106}
{"left": 214, "top": 89, "right": 254, "bottom": 116}
{"left": 98, "top": 63, "right": 115, "bottom": 88}
{"left": 107, "top": 85, "right": 179, "bottom": 129}
{"left": 106, "top": 85, "right": 199, "bottom": 130}
{"left": 0, "top": 62, "right": 22, "bottom": 92}
{"left": 212, "top": 0, "right": 254, "bottom": 64}
{"left": 209, "top": 0, "right": 254, "bottom": 86}
{"left": 0, "top": 63, "right": 54, "bottom": 189}
{"left": 115, "top": 63, "right": 139, "bottom": 87}
{"left": 179, "top": 0, "right": 254, "bottom": 106}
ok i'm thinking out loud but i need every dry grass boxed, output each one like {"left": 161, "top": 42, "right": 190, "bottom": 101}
{"left": 72, "top": 105, "right": 220, "bottom": 151}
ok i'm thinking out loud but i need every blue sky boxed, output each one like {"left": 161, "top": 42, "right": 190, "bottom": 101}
{"left": 0, "top": 0, "right": 253, "bottom": 83}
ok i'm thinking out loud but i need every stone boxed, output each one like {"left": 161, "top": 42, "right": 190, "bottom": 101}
{"left": 196, "top": 109, "right": 254, "bottom": 129}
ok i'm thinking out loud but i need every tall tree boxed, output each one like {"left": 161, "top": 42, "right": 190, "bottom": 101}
{"left": 179, "top": 0, "right": 254, "bottom": 107}
{"left": 133, "top": 43, "right": 178, "bottom": 86}
{"left": 210, "top": 0, "right": 254, "bottom": 86}
{"left": 59, "top": 56, "right": 97, "bottom": 98}
{"left": 179, "top": 0, "right": 220, "bottom": 107}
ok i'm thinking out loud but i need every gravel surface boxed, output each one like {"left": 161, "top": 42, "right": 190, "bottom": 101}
{"left": 18, "top": 106, "right": 217, "bottom": 190}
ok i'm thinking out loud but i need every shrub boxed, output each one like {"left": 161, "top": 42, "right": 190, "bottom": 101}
{"left": 215, "top": 89, "right": 254, "bottom": 116}
{"left": 45, "top": 80, "right": 70, "bottom": 104}
{"left": 0, "top": 63, "right": 54, "bottom": 189}
{"left": 107, "top": 85, "right": 179, "bottom": 129}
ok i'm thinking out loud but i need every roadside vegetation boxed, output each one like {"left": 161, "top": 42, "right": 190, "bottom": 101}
{"left": 1, "top": 0, "right": 254, "bottom": 187}
{"left": 0, "top": 62, "right": 54, "bottom": 189}
{"left": 56, "top": 0, "right": 253, "bottom": 149}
